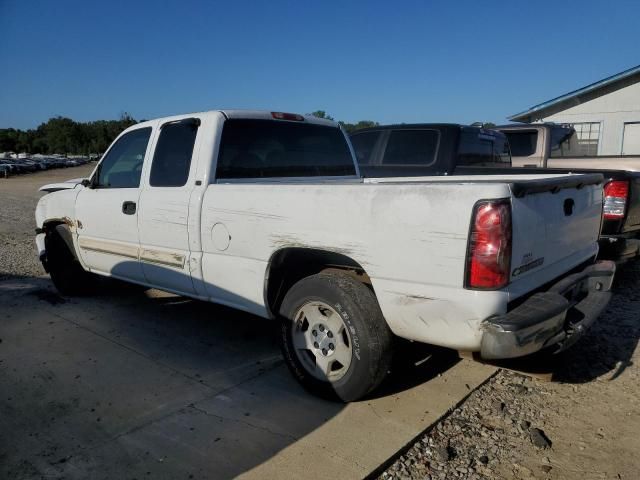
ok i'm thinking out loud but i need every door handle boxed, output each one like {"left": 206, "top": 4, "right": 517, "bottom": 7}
{"left": 122, "top": 201, "right": 137, "bottom": 215}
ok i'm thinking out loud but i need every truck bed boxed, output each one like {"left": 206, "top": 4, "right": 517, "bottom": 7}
{"left": 362, "top": 164, "right": 640, "bottom": 239}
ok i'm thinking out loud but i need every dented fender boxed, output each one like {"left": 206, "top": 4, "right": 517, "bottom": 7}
{"left": 35, "top": 185, "right": 82, "bottom": 266}
{"left": 35, "top": 233, "right": 46, "bottom": 259}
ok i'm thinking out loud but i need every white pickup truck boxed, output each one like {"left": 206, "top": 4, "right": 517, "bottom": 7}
{"left": 35, "top": 110, "right": 615, "bottom": 401}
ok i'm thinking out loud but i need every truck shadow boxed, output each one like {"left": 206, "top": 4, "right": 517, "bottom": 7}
{"left": 484, "top": 260, "right": 640, "bottom": 383}
{"left": 104, "top": 260, "right": 462, "bottom": 398}
{"left": 375, "top": 341, "right": 460, "bottom": 398}
{"left": 0, "top": 264, "right": 462, "bottom": 480}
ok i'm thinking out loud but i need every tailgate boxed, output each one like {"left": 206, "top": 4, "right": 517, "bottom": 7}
{"left": 508, "top": 174, "right": 604, "bottom": 298}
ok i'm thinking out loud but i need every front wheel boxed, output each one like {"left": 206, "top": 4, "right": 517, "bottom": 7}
{"left": 279, "top": 272, "right": 393, "bottom": 402}
{"left": 45, "top": 230, "right": 96, "bottom": 296}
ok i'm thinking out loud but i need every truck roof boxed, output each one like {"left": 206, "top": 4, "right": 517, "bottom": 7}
{"left": 133, "top": 110, "right": 339, "bottom": 129}
{"left": 494, "top": 123, "right": 571, "bottom": 132}
{"left": 351, "top": 123, "right": 506, "bottom": 137}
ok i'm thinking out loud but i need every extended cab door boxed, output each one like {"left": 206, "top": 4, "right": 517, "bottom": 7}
{"left": 137, "top": 118, "right": 201, "bottom": 295}
{"left": 75, "top": 126, "right": 153, "bottom": 282}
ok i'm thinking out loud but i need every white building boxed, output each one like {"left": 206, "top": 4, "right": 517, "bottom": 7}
{"left": 509, "top": 65, "right": 640, "bottom": 156}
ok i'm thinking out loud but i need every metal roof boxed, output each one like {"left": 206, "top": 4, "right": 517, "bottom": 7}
{"left": 509, "top": 64, "right": 640, "bottom": 122}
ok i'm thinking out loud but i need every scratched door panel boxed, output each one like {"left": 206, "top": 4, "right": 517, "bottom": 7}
{"left": 138, "top": 189, "right": 195, "bottom": 294}
{"left": 75, "top": 188, "right": 145, "bottom": 282}
{"left": 137, "top": 118, "right": 201, "bottom": 295}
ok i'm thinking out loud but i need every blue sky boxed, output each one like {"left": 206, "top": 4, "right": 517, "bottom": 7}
{"left": 1, "top": 0, "right": 638, "bottom": 129}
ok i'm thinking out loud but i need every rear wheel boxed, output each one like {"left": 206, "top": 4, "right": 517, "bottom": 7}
{"left": 279, "top": 272, "right": 393, "bottom": 402}
{"left": 45, "top": 230, "right": 96, "bottom": 296}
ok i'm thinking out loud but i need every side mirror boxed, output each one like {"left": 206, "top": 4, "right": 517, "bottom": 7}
{"left": 81, "top": 178, "right": 92, "bottom": 188}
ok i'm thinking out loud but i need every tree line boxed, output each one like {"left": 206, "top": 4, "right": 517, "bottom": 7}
{"left": 3, "top": 109, "right": 490, "bottom": 156}
{"left": 308, "top": 110, "right": 379, "bottom": 132}
{"left": 0, "top": 113, "right": 138, "bottom": 155}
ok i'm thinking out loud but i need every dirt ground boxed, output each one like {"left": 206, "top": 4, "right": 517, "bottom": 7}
{"left": 377, "top": 252, "right": 640, "bottom": 476}
{"left": 0, "top": 164, "right": 96, "bottom": 280}
{"left": 379, "top": 257, "right": 640, "bottom": 479}
{"left": 1, "top": 166, "right": 639, "bottom": 480}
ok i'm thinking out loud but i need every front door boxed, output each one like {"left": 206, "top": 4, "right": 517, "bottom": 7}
{"left": 76, "top": 126, "right": 154, "bottom": 282}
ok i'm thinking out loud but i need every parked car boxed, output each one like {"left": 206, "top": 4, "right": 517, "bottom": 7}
{"left": 39, "top": 158, "right": 66, "bottom": 169}
{"left": 0, "top": 155, "right": 93, "bottom": 173}
{"left": 0, "top": 159, "right": 27, "bottom": 174}
{"left": 31, "top": 156, "right": 56, "bottom": 169}
{"left": 496, "top": 123, "right": 640, "bottom": 170}
{"left": 351, "top": 124, "right": 640, "bottom": 263}
{"left": 35, "top": 110, "right": 614, "bottom": 401}
{"left": 10, "top": 158, "right": 40, "bottom": 172}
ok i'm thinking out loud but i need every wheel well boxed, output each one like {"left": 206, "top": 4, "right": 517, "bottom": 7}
{"left": 42, "top": 219, "right": 64, "bottom": 232}
{"left": 265, "top": 248, "right": 371, "bottom": 318}
{"left": 42, "top": 220, "right": 77, "bottom": 260}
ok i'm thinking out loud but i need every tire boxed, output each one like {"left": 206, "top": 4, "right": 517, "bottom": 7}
{"left": 279, "top": 272, "right": 393, "bottom": 402}
{"left": 45, "top": 230, "right": 96, "bottom": 296}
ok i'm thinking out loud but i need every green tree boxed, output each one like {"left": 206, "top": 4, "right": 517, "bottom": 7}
{"left": 339, "top": 120, "right": 379, "bottom": 133}
{"left": 307, "top": 110, "right": 380, "bottom": 132}
{"left": 0, "top": 112, "right": 386, "bottom": 155}
{"left": 0, "top": 129, "right": 18, "bottom": 152}
{"left": 0, "top": 114, "right": 140, "bottom": 155}
{"left": 309, "top": 110, "right": 335, "bottom": 121}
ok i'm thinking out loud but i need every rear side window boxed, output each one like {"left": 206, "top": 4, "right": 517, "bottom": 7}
{"left": 350, "top": 131, "right": 381, "bottom": 165}
{"left": 382, "top": 130, "right": 439, "bottom": 165}
{"left": 504, "top": 131, "right": 537, "bottom": 157}
{"left": 96, "top": 128, "right": 152, "bottom": 188}
{"left": 458, "top": 131, "right": 511, "bottom": 166}
{"left": 549, "top": 125, "right": 598, "bottom": 157}
{"left": 216, "top": 119, "right": 355, "bottom": 179}
{"left": 150, "top": 120, "right": 199, "bottom": 187}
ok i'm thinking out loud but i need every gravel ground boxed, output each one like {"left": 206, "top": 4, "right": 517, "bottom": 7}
{"left": 0, "top": 164, "right": 95, "bottom": 281}
{"left": 379, "top": 261, "right": 640, "bottom": 480}
{"left": 2, "top": 165, "right": 639, "bottom": 479}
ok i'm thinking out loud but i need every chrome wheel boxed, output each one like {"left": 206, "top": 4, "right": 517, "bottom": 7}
{"left": 291, "top": 301, "right": 353, "bottom": 381}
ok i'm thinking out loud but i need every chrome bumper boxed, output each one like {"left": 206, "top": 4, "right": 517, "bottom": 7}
{"left": 480, "top": 260, "right": 616, "bottom": 359}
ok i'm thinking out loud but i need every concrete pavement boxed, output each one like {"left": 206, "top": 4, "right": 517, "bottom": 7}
{"left": 0, "top": 276, "right": 495, "bottom": 479}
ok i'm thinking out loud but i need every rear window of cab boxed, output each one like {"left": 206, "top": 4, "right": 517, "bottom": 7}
{"left": 215, "top": 119, "right": 356, "bottom": 179}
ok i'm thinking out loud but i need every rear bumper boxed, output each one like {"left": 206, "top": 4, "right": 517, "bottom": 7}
{"left": 480, "top": 260, "right": 616, "bottom": 359}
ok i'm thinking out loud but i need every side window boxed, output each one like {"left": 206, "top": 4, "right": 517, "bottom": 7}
{"left": 95, "top": 128, "right": 151, "bottom": 188}
{"left": 457, "top": 131, "right": 511, "bottom": 166}
{"left": 505, "top": 131, "right": 537, "bottom": 157}
{"left": 382, "top": 130, "right": 439, "bottom": 165}
{"left": 350, "top": 131, "right": 380, "bottom": 165}
{"left": 549, "top": 124, "right": 599, "bottom": 158}
{"left": 149, "top": 120, "right": 199, "bottom": 187}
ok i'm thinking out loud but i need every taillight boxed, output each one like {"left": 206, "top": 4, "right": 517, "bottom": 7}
{"left": 466, "top": 200, "right": 512, "bottom": 289}
{"left": 271, "top": 112, "right": 305, "bottom": 121}
{"left": 603, "top": 180, "right": 629, "bottom": 219}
